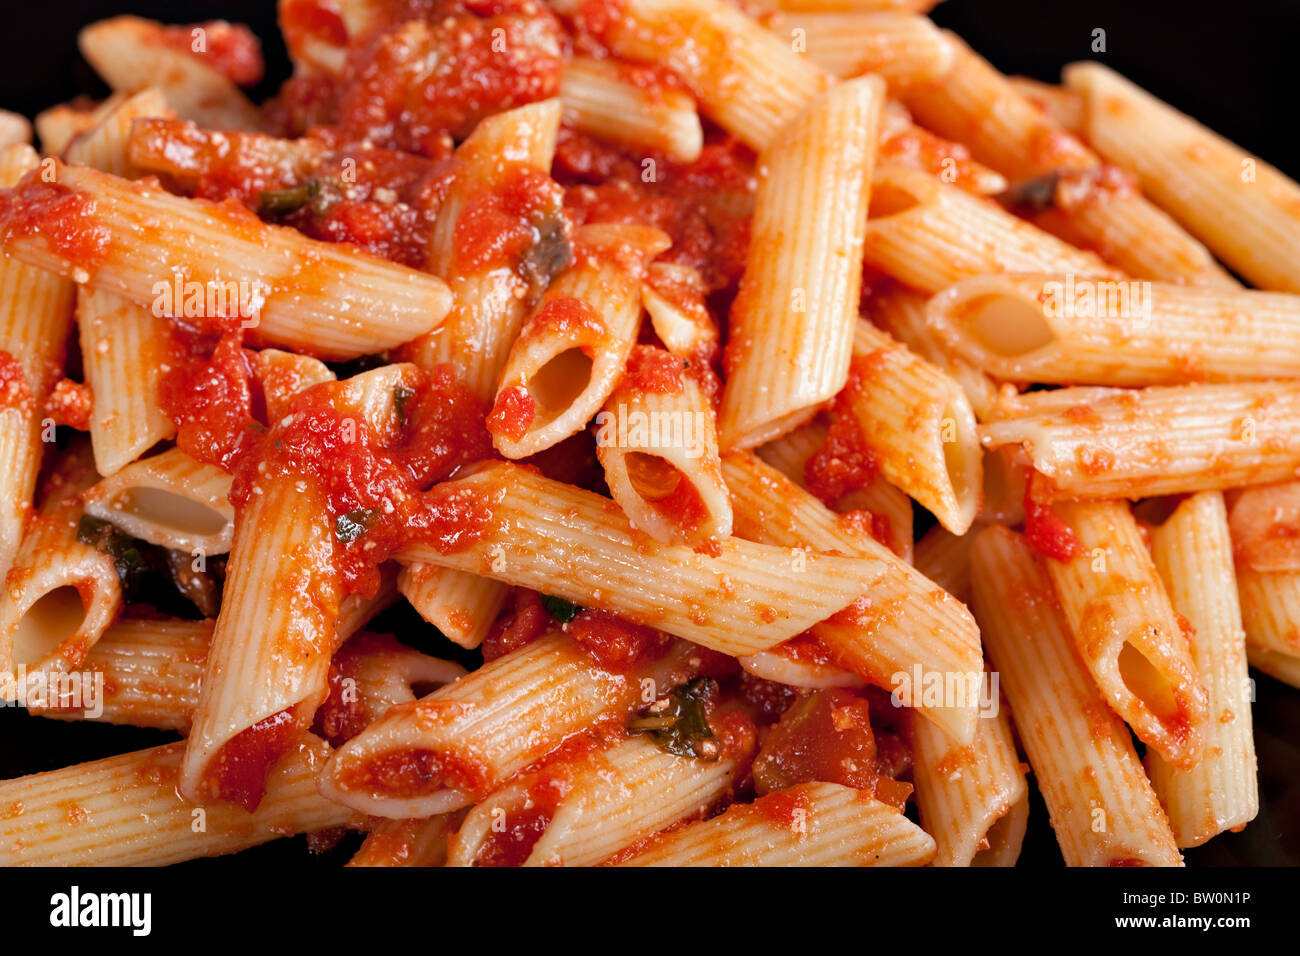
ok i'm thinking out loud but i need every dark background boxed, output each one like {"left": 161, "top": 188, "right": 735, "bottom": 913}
{"left": 0, "top": 0, "right": 1298, "bottom": 868}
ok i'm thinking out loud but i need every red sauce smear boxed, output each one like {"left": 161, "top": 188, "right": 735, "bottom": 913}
{"left": 751, "top": 688, "right": 912, "bottom": 811}
{"left": 453, "top": 165, "right": 564, "bottom": 274}
{"left": 622, "top": 345, "right": 685, "bottom": 394}
{"left": 566, "top": 609, "right": 672, "bottom": 672}
{"left": 160, "top": 334, "right": 265, "bottom": 472}
{"left": 160, "top": 21, "right": 265, "bottom": 86}
{"left": 0, "top": 351, "right": 31, "bottom": 410}
{"left": 1023, "top": 482, "right": 1081, "bottom": 562}
{"left": 486, "top": 385, "right": 535, "bottom": 443}
{"left": 805, "top": 413, "right": 880, "bottom": 507}
{"left": 45, "top": 379, "right": 92, "bottom": 431}
{"left": 199, "top": 706, "right": 301, "bottom": 811}
{"left": 0, "top": 174, "right": 110, "bottom": 268}
{"left": 482, "top": 589, "right": 550, "bottom": 661}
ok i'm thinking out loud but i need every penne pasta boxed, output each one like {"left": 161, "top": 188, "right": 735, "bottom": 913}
{"left": 447, "top": 731, "right": 752, "bottom": 866}
{"left": 597, "top": 346, "right": 731, "bottom": 547}
{"left": 561, "top": 57, "right": 703, "bottom": 163}
{"left": 552, "top": 0, "right": 830, "bottom": 152}
{"left": 719, "top": 75, "right": 883, "bottom": 449}
{"left": 980, "top": 381, "right": 1300, "bottom": 500}
{"left": 864, "top": 164, "right": 1122, "bottom": 294}
{"left": 1145, "top": 492, "right": 1258, "bottom": 847}
{"left": 779, "top": 11, "right": 955, "bottom": 86}
{"left": 908, "top": 705, "right": 1029, "bottom": 866}
{"left": 838, "top": 320, "right": 982, "bottom": 534}
{"left": 397, "top": 564, "right": 508, "bottom": 651}
{"left": 0, "top": 736, "right": 353, "bottom": 866}
{"left": 722, "top": 450, "right": 983, "bottom": 743}
{"left": 398, "top": 461, "right": 879, "bottom": 657}
{"left": 614, "top": 782, "right": 937, "bottom": 866}
{"left": 930, "top": 273, "right": 1300, "bottom": 385}
{"left": 1042, "top": 499, "right": 1209, "bottom": 768}
{"left": 80, "top": 448, "right": 234, "bottom": 556}
{"left": 77, "top": 288, "right": 176, "bottom": 476}
{"left": 347, "top": 815, "right": 458, "bottom": 868}
{"left": 971, "top": 526, "right": 1183, "bottom": 867}
{"left": 78, "top": 16, "right": 261, "bottom": 131}
{"left": 488, "top": 223, "right": 669, "bottom": 458}
{"left": 1065, "top": 61, "right": 1300, "bottom": 293}
{"left": 0, "top": 161, "right": 454, "bottom": 361}
{"left": 63, "top": 87, "right": 171, "bottom": 178}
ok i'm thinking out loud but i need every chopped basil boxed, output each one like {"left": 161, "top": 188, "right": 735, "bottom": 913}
{"left": 393, "top": 383, "right": 415, "bottom": 426}
{"left": 629, "top": 676, "right": 718, "bottom": 759}
{"left": 260, "top": 179, "right": 321, "bottom": 215}
{"left": 335, "top": 508, "right": 380, "bottom": 543}
{"left": 76, "top": 515, "right": 154, "bottom": 597}
{"left": 541, "top": 594, "right": 582, "bottom": 623}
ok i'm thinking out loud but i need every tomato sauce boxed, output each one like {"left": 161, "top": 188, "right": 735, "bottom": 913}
{"left": 557, "top": 131, "right": 755, "bottom": 293}
{"left": 482, "top": 589, "right": 550, "bottom": 661}
{"left": 45, "top": 379, "right": 92, "bottom": 431}
{"left": 0, "top": 351, "right": 31, "bottom": 411}
{"left": 453, "top": 166, "right": 565, "bottom": 274}
{"left": 160, "top": 21, "right": 265, "bottom": 86}
{"left": 750, "top": 688, "right": 912, "bottom": 811}
{"left": 486, "top": 385, "right": 536, "bottom": 443}
{"left": 805, "top": 413, "right": 880, "bottom": 508}
{"left": 566, "top": 609, "right": 671, "bottom": 671}
{"left": 199, "top": 706, "right": 302, "bottom": 811}
{"left": 160, "top": 334, "right": 265, "bottom": 472}
{"left": 227, "top": 366, "right": 492, "bottom": 595}
{"left": 1023, "top": 482, "right": 1081, "bottom": 562}
{"left": 0, "top": 175, "right": 110, "bottom": 269}
{"left": 622, "top": 345, "right": 685, "bottom": 394}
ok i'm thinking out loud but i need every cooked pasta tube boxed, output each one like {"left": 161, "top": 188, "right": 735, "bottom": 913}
{"left": 719, "top": 75, "right": 883, "bottom": 449}
{"left": 0, "top": 145, "right": 76, "bottom": 585}
{"left": 347, "top": 815, "right": 458, "bottom": 868}
{"left": 930, "top": 273, "right": 1300, "bottom": 385}
{"left": 561, "top": 57, "right": 703, "bottom": 163}
{"left": 80, "top": 448, "right": 233, "bottom": 556}
{"left": 0, "top": 736, "right": 352, "bottom": 866}
{"left": 597, "top": 347, "right": 730, "bottom": 547}
{"left": 0, "top": 446, "right": 122, "bottom": 694}
{"left": 864, "top": 164, "right": 1122, "bottom": 294}
{"left": 551, "top": 0, "right": 830, "bottom": 152}
{"left": 78, "top": 16, "right": 261, "bottom": 131}
{"left": 488, "top": 223, "right": 669, "bottom": 458}
{"left": 77, "top": 288, "right": 177, "bottom": 476}
{"left": 754, "top": 420, "right": 913, "bottom": 559}
{"left": 404, "top": 98, "right": 562, "bottom": 399}
{"left": 901, "top": 35, "right": 1235, "bottom": 287}
{"left": 447, "top": 731, "right": 753, "bottom": 866}
{"left": 320, "top": 634, "right": 706, "bottom": 818}
{"left": 1065, "top": 61, "right": 1300, "bottom": 293}
{"left": 614, "top": 782, "right": 937, "bottom": 866}
{"left": 839, "top": 320, "right": 982, "bottom": 534}
{"left": 869, "top": 280, "right": 998, "bottom": 420}
{"left": 1146, "top": 492, "right": 1258, "bottom": 847}
{"left": 908, "top": 705, "right": 1029, "bottom": 867}
{"left": 1042, "top": 499, "right": 1209, "bottom": 769}
{"left": 397, "top": 565, "right": 508, "bottom": 650}
{"left": 980, "top": 382, "right": 1300, "bottom": 500}
{"left": 398, "top": 461, "right": 876, "bottom": 656}
{"left": 63, "top": 86, "right": 171, "bottom": 178}
{"left": 778, "top": 11, "right": 954, "bottom": 85}
{"left": 971, "top": 526, "right": 1183, "bottom": 867}
{"left": 722, "top": 450, "right": 983, "bottom": 743}
{"left": 0, "top": 160, "right": 454, "bottom": 361}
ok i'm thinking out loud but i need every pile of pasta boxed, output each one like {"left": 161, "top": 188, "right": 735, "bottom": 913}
{"left": 0, "top": 0, "right": 1295, "bottom": 868}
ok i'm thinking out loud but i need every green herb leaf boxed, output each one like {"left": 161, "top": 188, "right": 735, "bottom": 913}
{"left": 335, "top": 508, "right": 380, "bottom": 543}
{"left": 542, "top": 594, "right": 582, "bottom": 623}
{"left": 260, "top": 179, "right": 320, "bottom": 215}
{"left": 76, "top": 515, "right": 158, "bottom": 600}
{"left": 630, "top": 676, "right": 717, "bottom": 758}
{"left": 393, "top": 383, "right": 415, "bottom": 427}
{"left": 996, "top": 171, "right": 1061, "bottom": 213}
